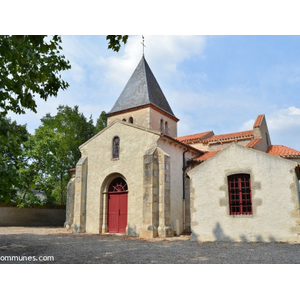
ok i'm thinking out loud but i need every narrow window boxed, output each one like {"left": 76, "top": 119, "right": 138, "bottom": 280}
{"left": 160, "top": 119, "right": 164, "bottom": 132}
{"left": 112, "top": 136, "right": 120, "bottom": 159}
{"left": 228, "top": 174, "right": 252, "bottom": 215}
{"left": 129, "top": 117, "right": 133, "bottom": 123}
{"left": 165, "top": 121, "right": 168, "bottom": 134}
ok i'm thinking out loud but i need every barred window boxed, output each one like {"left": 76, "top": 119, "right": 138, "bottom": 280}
{"left": 228, "top": 174, "right": 252, "bottom": 215}
{"left": 112, "top": 136, "right": 120, "bottom": 159}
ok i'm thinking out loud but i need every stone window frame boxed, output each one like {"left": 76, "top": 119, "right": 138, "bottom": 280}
{"left": 228, "top": 173, "right": 253, "bottom": 215}
{"left": 112, "top": 136, "right": 120, "bottom": 159}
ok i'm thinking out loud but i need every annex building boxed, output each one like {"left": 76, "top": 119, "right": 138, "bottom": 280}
{"left": 66, "top": 56, "right": 300, "bottom": 242}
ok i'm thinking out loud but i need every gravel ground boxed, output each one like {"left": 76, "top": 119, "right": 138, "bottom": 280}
{"left": 1, "top": 227, "right": 300, "bottom": 264}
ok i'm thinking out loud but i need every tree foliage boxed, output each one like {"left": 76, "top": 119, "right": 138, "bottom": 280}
{"left": 106, "top": 35, "right": 129, "bottom": 52}
{"left": 0, "top": 116, "right": 29, "bottom": 203}
{"left": 24, "top": 105, "right": 97, "bottom": 205}
{"left": 95, "top": 110, "right": 107, "bottom": 133}
{"left": 0, "top": 35, "right": 71, "bottom": 116}
{"left": 0, "top": 35, "right": 115, "bottom": 206}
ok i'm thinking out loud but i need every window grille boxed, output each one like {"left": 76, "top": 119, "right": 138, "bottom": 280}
{"left": 228, "top": 174, "right": 252, "bottom": 215}
{"left": 108, "top": 178, "right": 128, "bottom": 192}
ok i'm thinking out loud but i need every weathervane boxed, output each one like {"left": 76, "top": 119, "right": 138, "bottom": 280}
{"left": 141, "top": 35, "right": 146, "bottom": 56}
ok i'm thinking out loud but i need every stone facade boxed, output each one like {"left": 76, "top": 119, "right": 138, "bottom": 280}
{"left": 66, "top": 120, "right": 199, "bottom": 238}
{"left": 66, "top": 56, "right": 300, "bottom": 242}
{"left": 188, "top": 143, "right": 300, "bottom": 242}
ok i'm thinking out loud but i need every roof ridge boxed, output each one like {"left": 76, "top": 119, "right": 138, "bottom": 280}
{"left": 253, "top": 114, "right": 265, "bottom": 128}
{"left": 176, "top": 130, "right": 214, "bottom": 142}
{"left": 202, "top": 130, "right": 254, "bottom": 143}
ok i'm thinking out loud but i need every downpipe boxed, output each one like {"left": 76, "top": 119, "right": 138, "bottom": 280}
{"left": 182, "top": 149, "right": 188, "bottom": 232}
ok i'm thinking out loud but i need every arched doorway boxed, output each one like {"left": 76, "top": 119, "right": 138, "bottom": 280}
{"left": 107, "top": 177, "right": 128, "bottom": 233}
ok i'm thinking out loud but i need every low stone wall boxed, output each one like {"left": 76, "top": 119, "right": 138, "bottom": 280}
{"left": 0, "top": 207, "right": 66, "bottom": 227}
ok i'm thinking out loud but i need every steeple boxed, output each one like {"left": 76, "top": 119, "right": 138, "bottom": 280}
{"left": 107, "top": 56, "right": 176, "bottom": 118}
{"left": 107, "top": 56, "right": 179, "bottom": 136}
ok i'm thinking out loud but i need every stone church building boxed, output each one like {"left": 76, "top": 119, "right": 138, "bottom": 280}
{"left": 66, "top": 56, "right": 300, "bottom": 242}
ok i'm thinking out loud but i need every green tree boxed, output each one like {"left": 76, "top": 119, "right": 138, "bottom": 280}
{"left": 95, "top": 111, "right": 107, "bottom": 133}
{"left": 0, "top": 35, "right": 70, "bottom": 205}
{"left": 25, "top": 105, "right": 96, "bottom": 205}
{"left": 0, "top": 35, "right": 71, "bottom": 116}
{"left": 0, "top": 116, "right": 30, "bottom": 204}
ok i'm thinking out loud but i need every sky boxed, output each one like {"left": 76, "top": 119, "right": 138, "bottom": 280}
{"left": 3, "top": 1, "right": 300, "bottom": 295}
{"left": 7, "top": 35, "right": 300, "bottom": 150}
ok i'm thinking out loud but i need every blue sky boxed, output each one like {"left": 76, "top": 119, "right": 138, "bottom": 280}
{"left": 8, "top": 35, "right": 300, "bottom": 150}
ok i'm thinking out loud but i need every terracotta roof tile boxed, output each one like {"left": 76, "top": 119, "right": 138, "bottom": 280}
{"left": 160, "top": 132, "right": 204, "bottom": 154}
{"left": 246, "top": 138, "right": 261, "bottom": 148}
{"left": 267, "top": 145, "right": 300, "bottom": 158}
{"left": 202, "top": 130, "right": 254, "bottom": 144}
{"left": 253, "top": 114, "right": 264, "bottom": 128}
{"left": 176, "top": 131, "right": 214, "bottom": 143}
{"left": 194, "top": 150, "right": 220, "bottom": 161}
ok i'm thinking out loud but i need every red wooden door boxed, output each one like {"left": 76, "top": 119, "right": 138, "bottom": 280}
{"left": 108, "top": 192, "right": 128, "bottom": 233}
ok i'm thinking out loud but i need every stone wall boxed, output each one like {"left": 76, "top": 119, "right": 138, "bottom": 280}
{"left": 0, "top": 207, "right": 66, "bottom": 227}
{"left": 189, "top": 143, "right": 300, "bottom": 242}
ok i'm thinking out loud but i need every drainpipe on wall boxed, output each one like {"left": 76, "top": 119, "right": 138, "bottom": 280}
{"left": 182, "top": 149, "right": 188, "bottom": 232}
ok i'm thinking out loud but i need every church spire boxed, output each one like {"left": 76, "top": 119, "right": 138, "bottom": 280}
{"left": 107, "top": 56, "right": 177, "bottom": 119}
{"left": 107, "top": 55, "right": 179, "bottom": 137}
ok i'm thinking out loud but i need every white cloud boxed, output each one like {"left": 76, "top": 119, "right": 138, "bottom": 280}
{"left": 102, "top": 35, "right": 207, "bottom": 89}
{"left": 240, "top": 119, "right": 255, "bottom": 131}
{"left": 268, "top": 106, "right": 300, "bottom": 131}
{"left": 288, "top": 106, "right": 300, "bottom": 115}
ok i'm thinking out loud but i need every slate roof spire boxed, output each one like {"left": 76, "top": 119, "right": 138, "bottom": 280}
{"left": 108, "top": 56, "right": 176, "bottom": 118}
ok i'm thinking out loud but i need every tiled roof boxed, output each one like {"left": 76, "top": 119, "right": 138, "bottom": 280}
{"left": 267, "top": 145, "right": 300, "bottom": 158}
{"left": 108, "top": 56, "right": 176, "bottom": 118}
{"left": 202, "top": 130, "right": 254, "bottom": 144}
{"left": 176, "top": 131, "right": 214, "bottom": 143}
{"left": 194, "top": 150, "right": 220, "bottom": 162}
{"left": 253, "top": 114, "right": 264, "bottom": 128}
{"left": 160, "top": 132, "right": 204, "bottom": 155}
{"left": 246, "top": 138, "right": 261, "bottom": 148}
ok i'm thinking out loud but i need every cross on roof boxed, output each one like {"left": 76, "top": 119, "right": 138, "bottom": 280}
{"left": 141, "top": 35, "right": 146, "bottom": 56}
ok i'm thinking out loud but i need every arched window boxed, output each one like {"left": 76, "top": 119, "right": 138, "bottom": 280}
{"left": 129, "top": 117, "right": 133, "bottom": 123}
{"left": 112, "top": 136, "right": 120, "bottom": 159}
{"left": 165, "top": 121, "right": 168, "bottom": 134}
{"left": 108, "top": 177, "right": 128, "bottom": 192}
{"left": 228, "top": 174, "right": 252, "bottom": 215}
{"left": 122, "top": 118, "right": 126, "bottom": 122}
{"left": 160, "top": 119, "right": 164, "bottom": 132}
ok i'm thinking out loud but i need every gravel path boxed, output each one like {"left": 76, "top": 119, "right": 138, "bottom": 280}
{"left": 1, "top": 227, "right": 300, "bottom": 264}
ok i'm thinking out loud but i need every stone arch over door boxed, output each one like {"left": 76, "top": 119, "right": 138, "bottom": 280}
{"left": 100, "top": 173, "right": 128, "bottom": 234}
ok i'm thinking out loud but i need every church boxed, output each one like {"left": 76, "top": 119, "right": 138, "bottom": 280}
{"left": 65, "top": 55, "right": 300, "bottom": 242}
